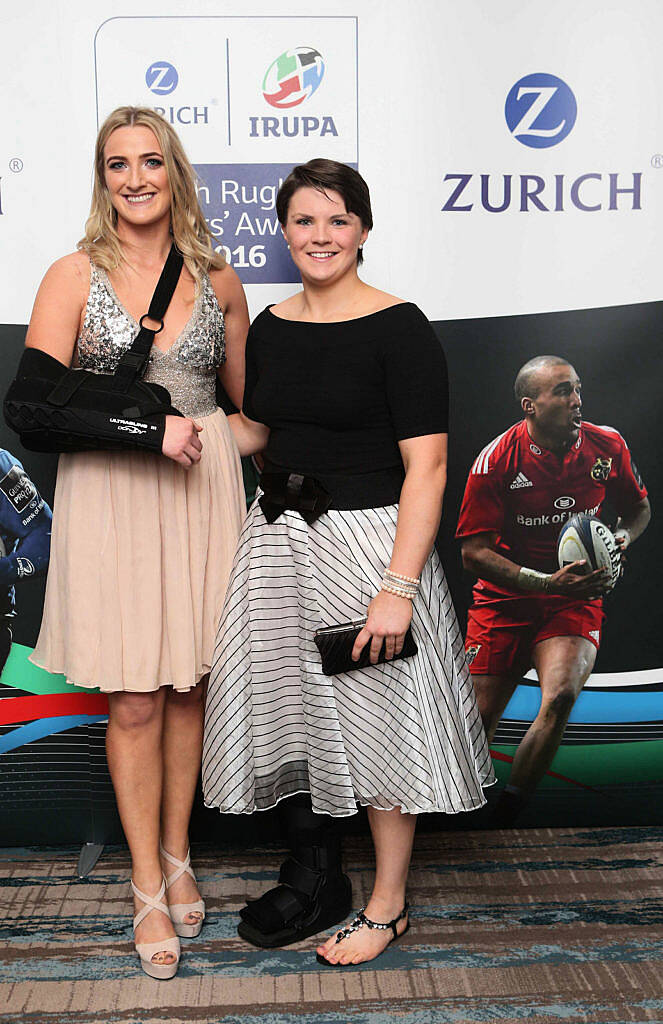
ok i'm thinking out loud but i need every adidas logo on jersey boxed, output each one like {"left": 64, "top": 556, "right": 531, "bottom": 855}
{"left": 510, "top": 472, "right": 533, "bottom": 489}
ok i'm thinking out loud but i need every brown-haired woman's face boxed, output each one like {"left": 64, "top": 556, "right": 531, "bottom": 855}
{"left": 103, "top": 126, "right": 171, "bottom": 230}
{"left": 282, "top": 186, "right": 368, "bottom": 285}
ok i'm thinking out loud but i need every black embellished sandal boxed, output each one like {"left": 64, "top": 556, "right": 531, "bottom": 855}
{"left": 237, "top": 796, "right": 352, "bottom": 949}
{"left": 315, "top": 902, "right": 410, "bottom": 967}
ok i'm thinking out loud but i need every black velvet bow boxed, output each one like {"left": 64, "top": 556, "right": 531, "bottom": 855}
{"left": 258, "top": 471, "right": 332, "bottom": 525}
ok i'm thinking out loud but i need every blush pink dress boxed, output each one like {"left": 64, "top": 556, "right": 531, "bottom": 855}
{"left": 31, "top": 262, "right": 245, "bottom": 692}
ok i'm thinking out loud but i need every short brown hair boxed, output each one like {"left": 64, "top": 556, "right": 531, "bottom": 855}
{"left": 276, "top": 158, "right": 373, "bottom": 264}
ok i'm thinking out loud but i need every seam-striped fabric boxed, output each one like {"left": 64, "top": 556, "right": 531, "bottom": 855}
{"left": 471, "top": 428, "right": 510, "bottom": 475}
{"left": 596, "top": 423, "right": 624, "bottom": 442}
{"left": 202, "top": 502, "right": 495, "bottom": 817}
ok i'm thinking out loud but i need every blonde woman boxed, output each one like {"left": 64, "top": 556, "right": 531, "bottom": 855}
{"left": 25, "top": 107, "right": 248, "bottom": 978}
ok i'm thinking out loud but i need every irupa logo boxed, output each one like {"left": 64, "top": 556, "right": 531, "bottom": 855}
{"left": 442, "top": 72, "right": 643, "bottom": 214}
{"left": 250, "top": 47, "right": 338, "bottom": 139}
{"left": 249, "top": 116, "right": 337, "bottom": 139}
{"left": 262, "top": 47, "right": 324, "bottom": 108}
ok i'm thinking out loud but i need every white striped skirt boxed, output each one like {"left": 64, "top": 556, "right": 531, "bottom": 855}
{"left": 202, "top": 502, "right": 495, "bottom": 817}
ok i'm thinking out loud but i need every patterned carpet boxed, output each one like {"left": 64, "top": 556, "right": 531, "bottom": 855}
{"left": 2, "top": 827, "right": 663, "bottom": 1024}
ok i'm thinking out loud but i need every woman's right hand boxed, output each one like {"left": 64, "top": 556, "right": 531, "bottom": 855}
{"left": 162, "top": 415, "right": 203, "bottom": 467}
{"left": 352, "top": 589, "right": 413, "bottom": 664}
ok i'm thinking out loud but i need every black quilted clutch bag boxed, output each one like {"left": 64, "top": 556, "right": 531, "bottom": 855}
{"left": 313, "top": 617, "right": 418, "bottom": 676}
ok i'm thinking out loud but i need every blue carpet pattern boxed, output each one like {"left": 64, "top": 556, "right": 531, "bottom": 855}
{"left": 1, "top": 827, "right": 662, "bottom": 1023}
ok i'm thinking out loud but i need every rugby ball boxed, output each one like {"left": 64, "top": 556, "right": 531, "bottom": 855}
{"left": 557, "top": 514, "right": 621, "bottom": 591}
{"left": 561, "top": 512, "right": 623, "bottom": 593}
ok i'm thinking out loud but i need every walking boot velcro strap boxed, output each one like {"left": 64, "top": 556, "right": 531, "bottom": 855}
{"left": 242, "top": 886, "right": 307, "bottom": 933}
{"left": 240, "top": 857, "right": 324, "bottom": 934}
{"left": 278, "top": 857, "right": 324, "bottom": 900}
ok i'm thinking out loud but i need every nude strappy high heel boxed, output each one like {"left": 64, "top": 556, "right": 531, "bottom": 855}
{"left": 131, "top": 878, "right": 180, "bottom": 980}
{"left": 159, "top": 842, "right": 206, "bottom": 938}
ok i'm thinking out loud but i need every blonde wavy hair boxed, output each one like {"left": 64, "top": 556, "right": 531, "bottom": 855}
{"left": 79, "top": 106, "right": 224, "bottom": 290}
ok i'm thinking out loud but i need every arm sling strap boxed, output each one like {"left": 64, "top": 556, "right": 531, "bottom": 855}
{"left": 4, "top": 245, "right": 185, "bottom": 454}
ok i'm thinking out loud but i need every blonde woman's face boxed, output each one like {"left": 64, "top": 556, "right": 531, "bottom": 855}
{"left": 103, "top": 125, "right": 171, "bottom": 230}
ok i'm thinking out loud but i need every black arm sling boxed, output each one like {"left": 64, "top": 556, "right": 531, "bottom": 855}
{"left": 4, "top": 245, "right": 184, "bottom": 454}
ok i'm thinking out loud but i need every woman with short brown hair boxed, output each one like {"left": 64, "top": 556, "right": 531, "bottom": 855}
{"left": 204, "top": 158, "right": 494, "bottom": 966}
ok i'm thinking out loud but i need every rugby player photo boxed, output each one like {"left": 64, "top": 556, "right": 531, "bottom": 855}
{"left": 0, "top": 448, "right": 52, "bottom": 675}
{"left": 456, "top": 355, "right": 651, "bottom": 824}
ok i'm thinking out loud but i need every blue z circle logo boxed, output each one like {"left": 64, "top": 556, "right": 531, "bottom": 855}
{"left": 505, "top": 73, "right": 577, "bottom": 148}
{"left": 145, "top": 61, "right": 179, "bottom": 95}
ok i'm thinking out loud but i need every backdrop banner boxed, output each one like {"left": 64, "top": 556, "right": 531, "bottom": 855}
{"left": 1, "top": 0, "right": 660, "bottom": 841}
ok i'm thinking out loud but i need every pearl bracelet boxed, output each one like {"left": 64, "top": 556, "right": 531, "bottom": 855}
{"left": 384, "top": 568, "right": 421, "bottom": 585}
{"left": 382, "top": 570, "right": 419, "bottom": 600}
{"left": 381, "top": 583, "right": 415, "bottom": 600}
{"left": 381, "top": 573, "right": 418, "bottom": 596}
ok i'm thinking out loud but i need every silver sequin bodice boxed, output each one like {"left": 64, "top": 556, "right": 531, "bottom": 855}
{"left": 77, "top": 263, "right": 225, "bottom": 418}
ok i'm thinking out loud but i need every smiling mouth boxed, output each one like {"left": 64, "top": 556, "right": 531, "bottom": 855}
{"left": 123, "top": 193, "right": 156, "bottom": 205}
{"left": 307, "top": 251, "right": 337, "bottom": 260}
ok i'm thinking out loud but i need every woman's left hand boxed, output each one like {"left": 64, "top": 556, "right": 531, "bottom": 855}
{"left": 352, "top": 590, "right": 413, "bottom": 665}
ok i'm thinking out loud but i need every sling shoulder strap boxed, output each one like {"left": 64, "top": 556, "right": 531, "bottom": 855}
{"left": 111, "top": 244, "right": 184, "bottom": 391}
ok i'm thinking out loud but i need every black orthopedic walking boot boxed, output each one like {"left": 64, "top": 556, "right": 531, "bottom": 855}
{"left": 237, "top": 794, "right": 352, "bottom": 948}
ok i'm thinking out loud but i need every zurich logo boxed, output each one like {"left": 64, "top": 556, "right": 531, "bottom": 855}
{"left": 505, "top": 73, "right": 577, "bottom": 148}
{"left": 145, "top": 61, "right": 179, "bottom": 96}
{"left": 554, "top": 496, "right": 576, "bottom": 510}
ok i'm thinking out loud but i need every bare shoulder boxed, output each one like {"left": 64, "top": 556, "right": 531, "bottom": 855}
{"left": 40, "top": 251, "right": 91, "bottom": 299}
{"left": 208, "top": 261, "right": 247, "bottom": 312}
{"left": 362, "top": 286, "right": 408, "bottom": 313}
{"left": 26, "top": 252, "right": 90, "bottom": 359}
{"left": 49, "top": 250, "right": 90, "bottom": 280}
{"left": 270, "top": 292, "right": 304, "bottom": 318}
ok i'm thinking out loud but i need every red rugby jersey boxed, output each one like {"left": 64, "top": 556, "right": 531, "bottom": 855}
{"left": 456, "top": 420, "right": 647, "bottom": 599}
